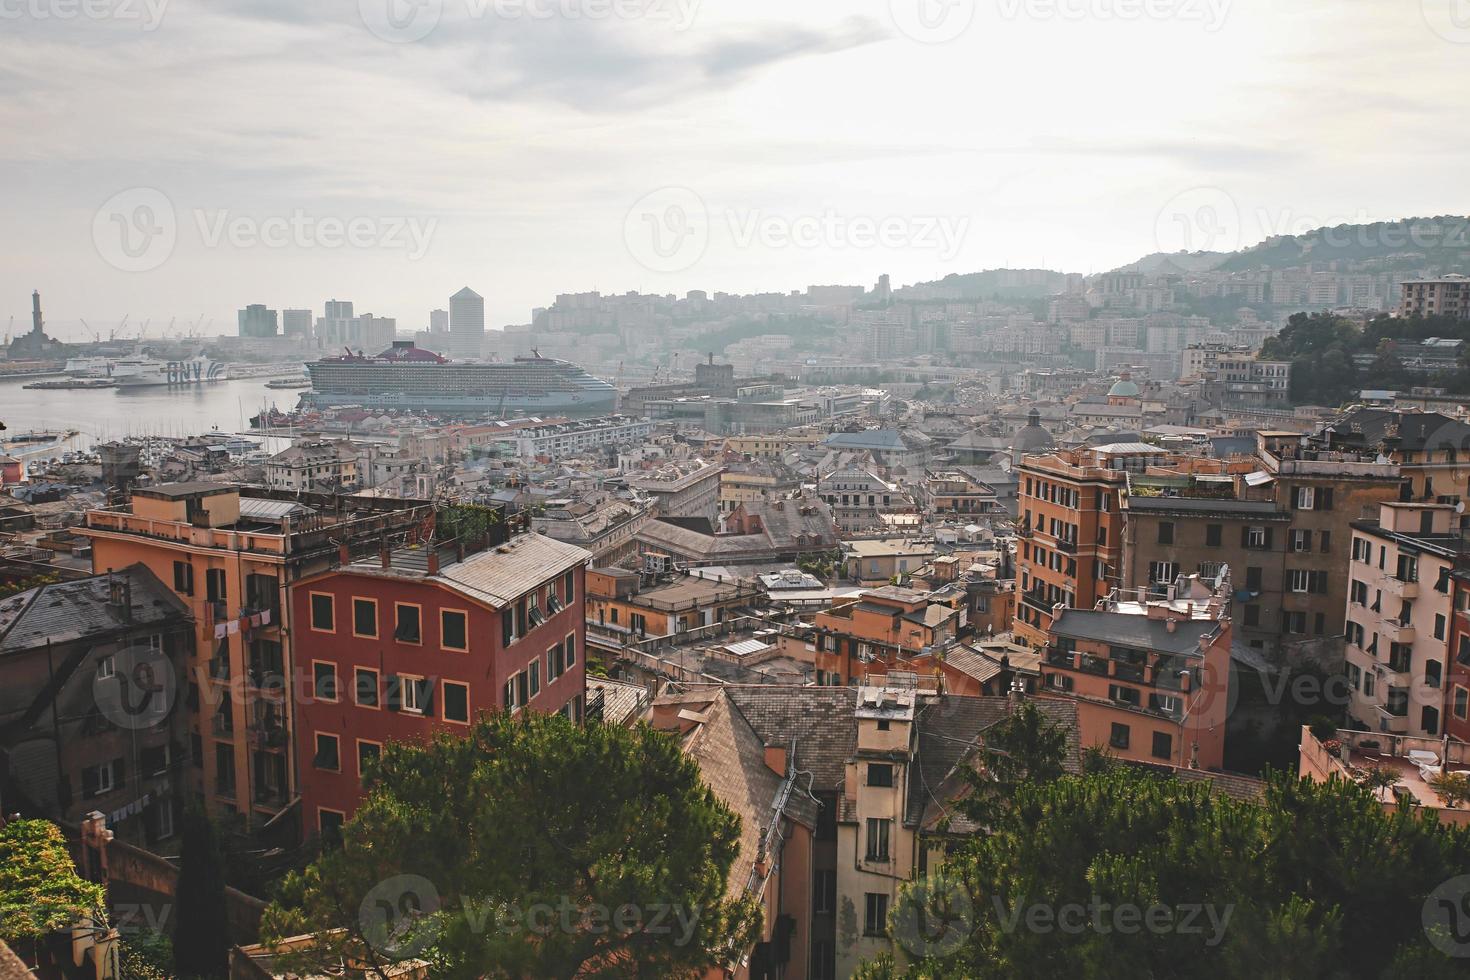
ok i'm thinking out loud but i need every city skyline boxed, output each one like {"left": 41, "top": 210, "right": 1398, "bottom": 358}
{"left": 4, "top": 1, "right": 1468, "bottom": 329}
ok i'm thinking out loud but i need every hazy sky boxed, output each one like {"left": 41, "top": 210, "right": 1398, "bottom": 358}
{"left": 3, "top": 0, "right": 1468, "bottom": 336}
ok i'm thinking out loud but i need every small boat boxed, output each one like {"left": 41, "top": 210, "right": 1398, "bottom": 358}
{"left": 264, "top": 377, "right": 312, "bottom": 390}
{"left": 23, "top": 377, "right": 117, "bottom": 390}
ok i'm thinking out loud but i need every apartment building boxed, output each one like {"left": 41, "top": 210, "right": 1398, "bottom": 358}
{"left": 265, "top": 440, "right": 360, "bottom": 493}
{"left": 1014, "top": 444, "right": 1169, "bottom": 648}
{"left": 292, "top": 530, "right": 590, "bottom": 834}
{"left": 652, "top": 683, "right": 1079, "bottom": 980}
{"left": 0, "top": 567, "right": 192, "bottom": 846}
{"left": 719, "top": 458, "right": 801, "bottom": 513}
{"left": 1121, "top": 438, "right": 1400, "bottom": 655}
{"left": 915, "top": 471, "right": 999, "bottom": 518}
{"left": 1447, "top": 571, "right": 1470, "bottom": 744}
{"left": 1343, "top": 503, "right": 1464, "bottom": 739}
{"left": 722, "top": 431, "right": 828, "bottom": 459}
{"left": 585, "top": 567, "right": 763, "bottom": 638}
{"left": 816, "top": 466, "right": 915, "bottom": 533}
{"left": 79, "top": 483, "right": 431, "bottom": 829}
{"left": 510, "top": 415, "right": 654, "bottom": 460}
{"left": 1398, "top": 275, "right": 1470, "bottom": 320}
{"left": 1041, "top": 576, "right": 1232, "bottom": 770}
{"left": 809, "top": 586, "right": 958, "bottom": 687}
{"left": 1316, "top": 409, "right": 1470, "bottom": 527}
{"left": 627, "top": 461, "right": 723, "bottom": 521}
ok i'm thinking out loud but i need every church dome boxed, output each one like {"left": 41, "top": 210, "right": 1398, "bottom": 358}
{"left": 1013, "top": 408, "right": 1055, "bottom": 453}
{"left": 1108, "top": 374, "right": 1141, "bottom": 398}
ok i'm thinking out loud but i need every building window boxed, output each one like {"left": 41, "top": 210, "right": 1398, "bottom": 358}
{"left": 318, "top": 809, "right": 345, "bottom": 848}
{"left": 206, "top": 568, "right": 227, "bottom": 603}
{"left": 313, "top": 662, "right": 338, "bottom": 702}
{"left": 1246, "top": 566, "right": 1262, "bottom": 592}
{"left": 314, "top": 733, "right": 340, "bottom": 771}
{"left": 1244, "top": 526, "right": 1268, "bottom": 550}
{"left": 1205, "top": 524, "right": 1221, "bottom": 547}
{"left": 865, "top": 818, "right": 891, "bottom": 861}
{"left": 1151, "top": 731, "right": 1173, "bottom": 761}
{"left": 1148, "top": 561, "right": 1178, "bottom": 585}
{"left": 1109, "top": 723, "right": 1130, "bottom": 749}
{"left": 83, "top": 760, "right": 118, "bottom": 798}
{"left": 1157, "top": 522, "right": 1174, "bottom": 545}
{"left": 814, "top": 869, "right": 836, "bottom": 915}
{"left": 1108, "top": 684, "right": 1141, "bottom": 706}
{"left": 443, "top": 681, "right": 470, "bottom": 724}
{"left": 357, "top": 740, "right": 382, "bottom": 779}
{"left": 867, "top": 763, "right": 894, "bottom": 787}
{"left": 353, "top": 598, "right": 378, "bottom": 638}
{"left": 564, "top": 633, "right": 577, "bottom": 669}
{"left": 394, "top": 603, "right": 422, "bottom": 644}
{"left": 172, "top": 561, "right": 194, "bottom": 596}
{"left": 400, "top": 676, "right": 431, "bottom": 715}
{"left": 1295, "top": 487, "right": 1315, "bottom": 510}
{"left": 96, "top": 655, "right": 115, "bottom": 680}
{"left": 529, "top": 661, "right": 541, "bottom": 700}
{"left": 215, "top": 743, "right": 235, "bottom": 796}
{"left": 441, "top": 609, "right": 468, "bottom": 651}
{"left": 1426, "top": 660, "right": 1443, "bottom": 688}
{"left": 355, "top": 667, "right": 379, "bottom": 707}
{"left": 1454, "top": 687, "right": 1469, "bottom": 720}
{"left": 564, "top": 569, "right": 576, "bottom": 606}
{"left": 1423, "top": 706, "right": 1440, "bottom": 735}
{"left": 1435, "top": 614, "right": 1447, "bottom": 641}
{"left": 864, "top": 893, "right": 889, "bottom": 937}
{"left": 1288, "top": 569, "right": 1310, "bottom": 594}
{"left": 1290, "top": 529, "right": 1312, "bottom": 553}
{"left": 310, "top": 593, "right": 334, "bottom": 632}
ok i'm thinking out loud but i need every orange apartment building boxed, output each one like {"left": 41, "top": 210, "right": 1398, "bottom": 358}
{"left": 80, "top": 482, "right": 431, "bottom": 830}
{"left": 809, "top": 586, "right": 959, "bottom": 688}
{"left": 585, "top": 567, "right": 764, "bottom": 639}
{"left": 1015, "top": 444, "right": 1171, "bottom": 648}
{"left": 1040, "top": 575, "right": 1232, "bottom": 770}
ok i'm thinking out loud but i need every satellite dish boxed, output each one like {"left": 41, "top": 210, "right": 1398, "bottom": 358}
{"left": 1456, "top": 501, "right": 1465, "bottom": 515}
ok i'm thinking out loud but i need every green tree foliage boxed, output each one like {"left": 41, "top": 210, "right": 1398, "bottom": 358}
{"left": 0, "top": 819, "right": 105, "bottom": 944}
{"left": 861, "top": 768, "right": 1470, "bottom": 979}
{"left": 1260, "top": 310, "right": 1470, "bottom": 407}
{"left": 174, "top": 802, "right": 230, "bottom": 979}
{"left": 0, "top": 574, "right": 60, "bottom": 601}
{"left": 262, "top": 712, "right": 761, "bottom": 979}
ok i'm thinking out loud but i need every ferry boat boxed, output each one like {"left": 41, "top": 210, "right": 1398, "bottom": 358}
{"left": 113, "top": 353, "right": 228, "bottom": 387}
{"left": 63, "top": 355, "right": 113, "bottom": 378}
{"left": 303, "top": 342, "right": 617, "bottom": 416}
{"left": 23, "top": 377, "right": 116, "bottom": 390}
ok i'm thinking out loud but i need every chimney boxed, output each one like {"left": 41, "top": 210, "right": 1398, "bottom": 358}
{"left": 338, "top": 542, "right": 350, "bottom": 565}
{"left": 427, "top": 549, "right": 440, "bottom": 575}
{"left": 764, "top": 743, "right": 787, "bottom": 777}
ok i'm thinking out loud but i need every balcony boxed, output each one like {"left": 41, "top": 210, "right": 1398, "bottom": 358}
{"left": 1044, "top": 647, "right": 1074, "bottom": 669}
{"left": 1383, "top": 621, "right": 1416, "bottom": 644}
{"left": 1053, "top": 537, "right": 1077, "bottom": 555}
{"left": 1113, "top": 662, "right": 1146, "bottom": 683}
{"left": 1014, "top": 525, "right": 1033, "bottom": 539}
{"left": 1394, "top": 580, "right": 1419, "bottom": 598}
{"left": 1077, "top": 655, "right": 1110, "bottom": 677}
{"left": 1021, "top": 590, "right": 1054, "bottom": 614}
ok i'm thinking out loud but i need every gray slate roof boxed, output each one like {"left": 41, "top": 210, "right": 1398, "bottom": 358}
{"left": 1051, "top": 609, "right": 1218, "bottom": 657}
{"left": 0, "top": 564, "right": 189, "bottom": 655}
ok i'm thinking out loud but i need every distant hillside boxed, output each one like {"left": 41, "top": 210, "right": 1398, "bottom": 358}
{"left": 894, "top": 268, "right": 1074, "bottom": 301}
{"left": 1115, "top": 215, "right": 1470, "bottom": 276}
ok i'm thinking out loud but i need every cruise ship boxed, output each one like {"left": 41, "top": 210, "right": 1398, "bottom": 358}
{"left": 113, "top": 353, "right": 228, "bottom": 387}
{"left": 63, "top": 355, "right": 113, "bottom": 378}
{"left": 303, "top": 342, "right": 617, "bottom": 416}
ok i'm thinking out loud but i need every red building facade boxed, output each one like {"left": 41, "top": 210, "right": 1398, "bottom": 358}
{"left": 291, "top": 533, "right": 591, "bottom": 836}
